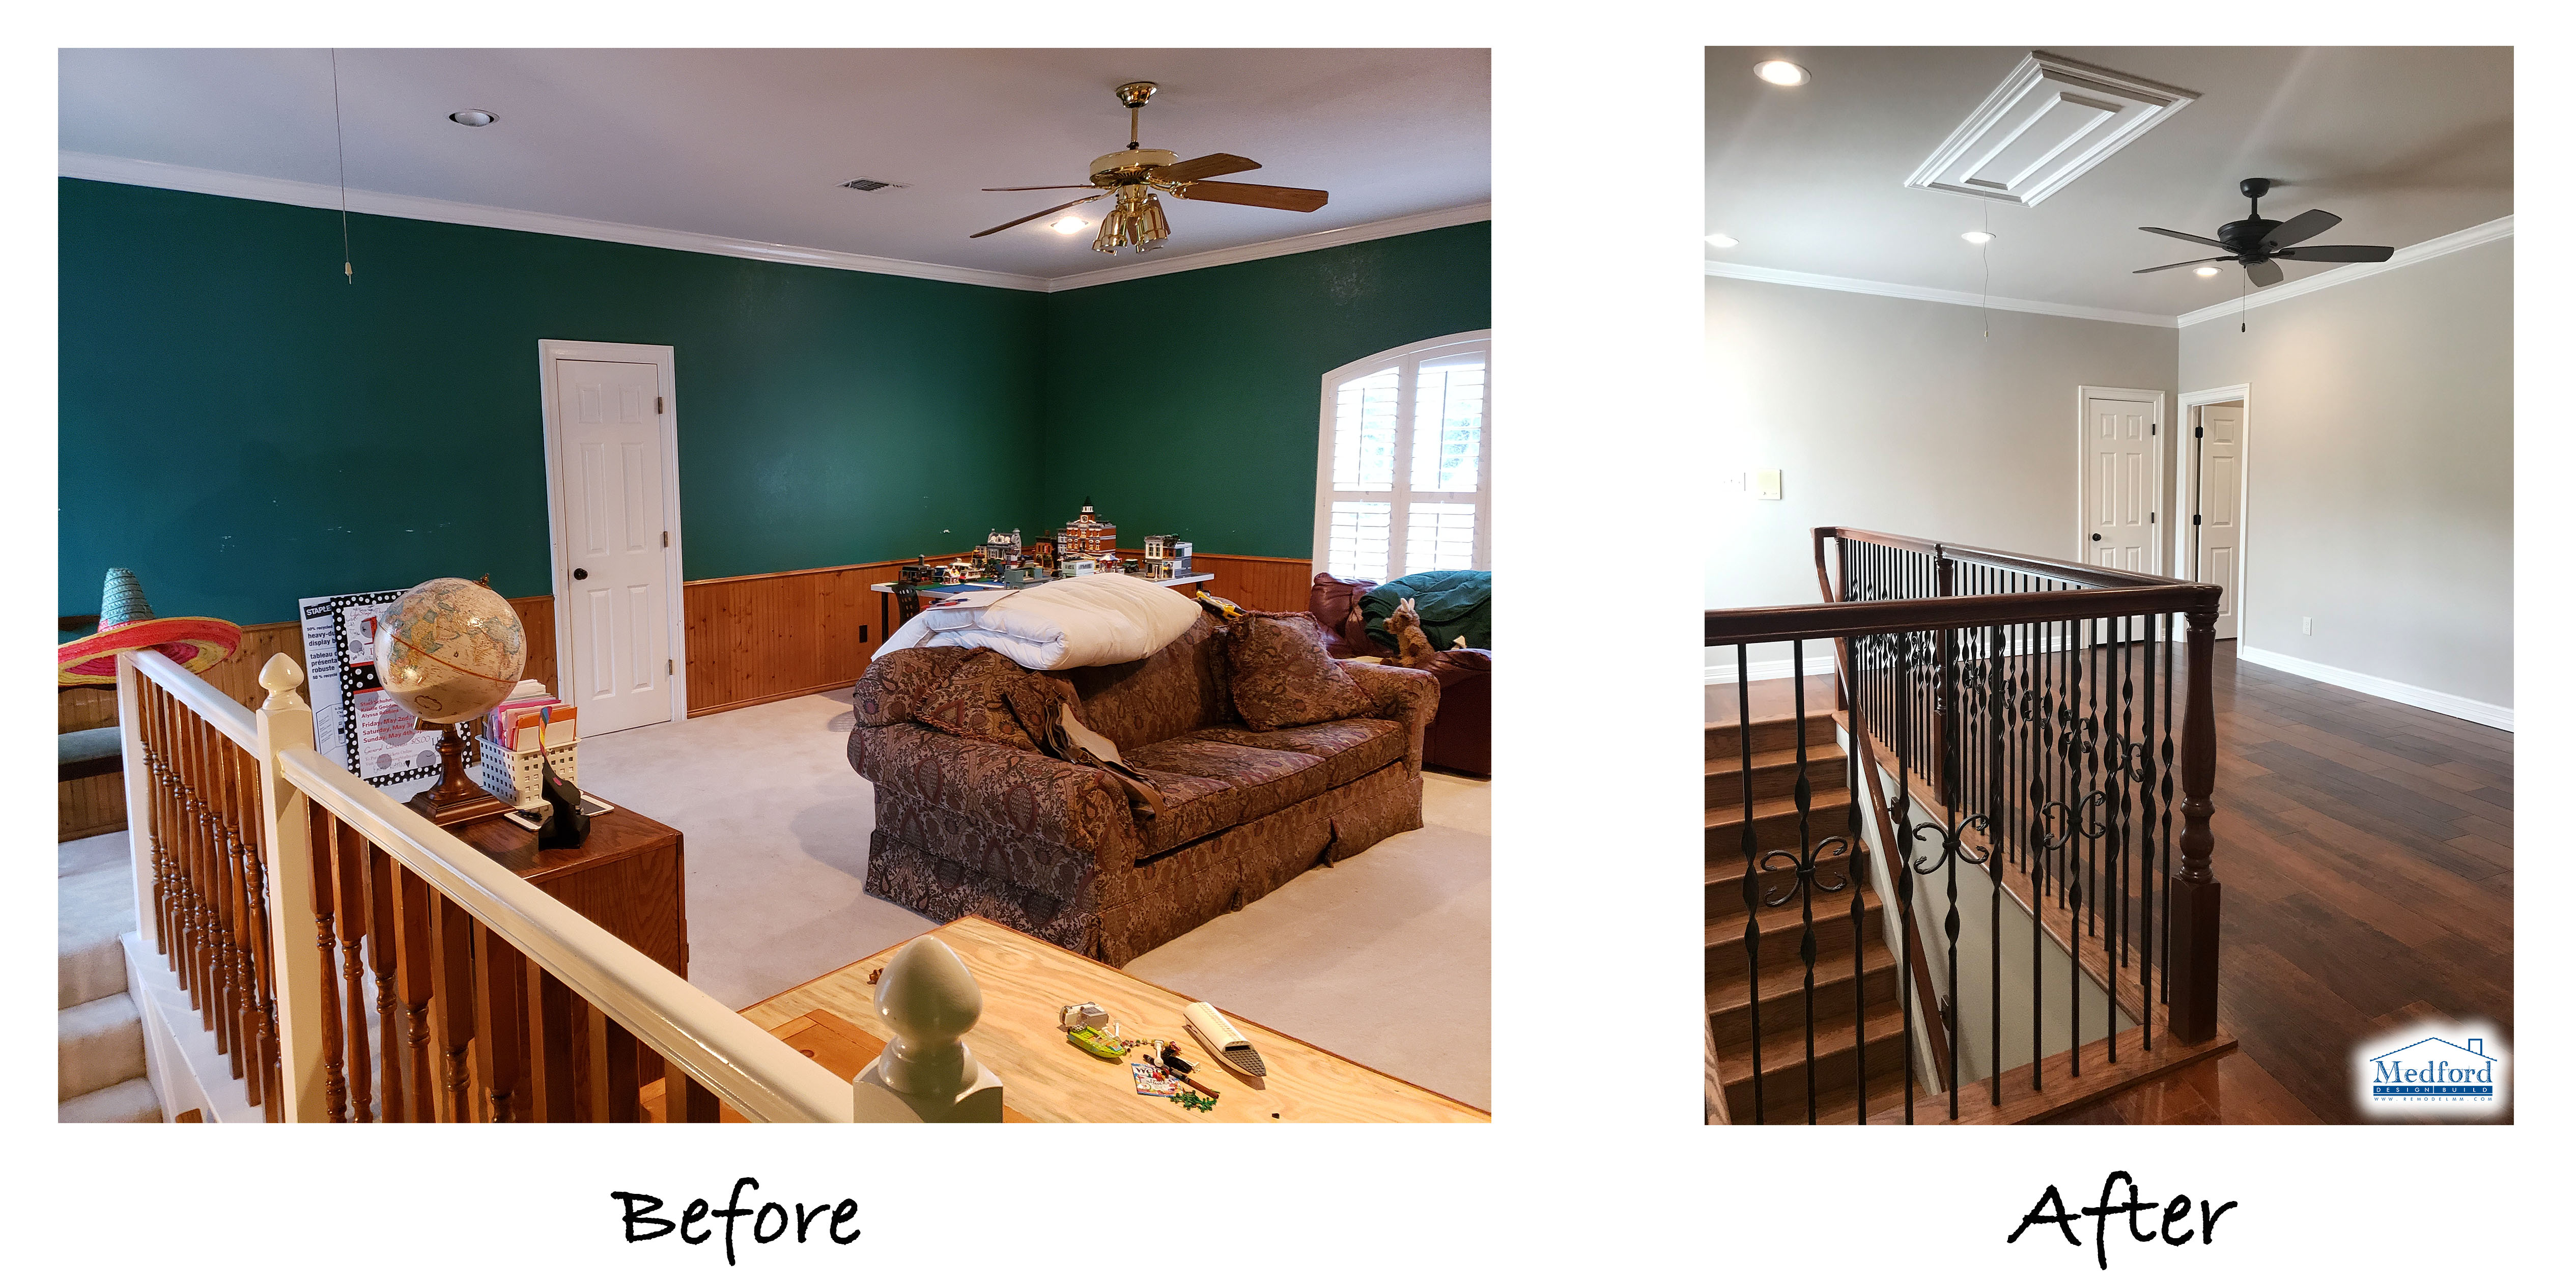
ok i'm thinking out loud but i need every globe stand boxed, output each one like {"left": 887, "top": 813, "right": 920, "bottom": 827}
{"left": 406, "top": 721, "right": 514, "bottom": 828}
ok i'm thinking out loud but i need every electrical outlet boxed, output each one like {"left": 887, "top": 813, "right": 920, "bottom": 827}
{"left": 2301, "top": 616, "right": 2313, "bottom": 635}
{"left": 1755, "top": 469, "right": 1784, "bottom": 501}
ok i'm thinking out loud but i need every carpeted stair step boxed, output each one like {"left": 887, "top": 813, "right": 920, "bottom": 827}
{"left": 60, "top": 863, "right": 135, "bottom": 1010}
{"left": 60, "top": 992, "right": 147, "bottom": 1102}
{"left": 59, "top": 1076, "right": 162, "bottom": 1124}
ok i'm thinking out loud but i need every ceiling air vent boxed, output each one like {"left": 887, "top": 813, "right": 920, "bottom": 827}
{"left": 1905, "top": 51, "right": 2198, "bottom": 207}
{"left": 839, "top": 177, "right": 908, "bottom": 192}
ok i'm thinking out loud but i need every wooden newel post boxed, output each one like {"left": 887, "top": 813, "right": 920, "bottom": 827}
{"left": 2166, "top": 599, "right": 2223, "bottom": 1044}
{"left": 254, "top": 655, "right": 331, "bottom": 1121}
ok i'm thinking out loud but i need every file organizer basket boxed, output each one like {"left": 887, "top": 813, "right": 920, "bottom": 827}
{"left": 476, "top": 736, "right": 578, "bottom": 811}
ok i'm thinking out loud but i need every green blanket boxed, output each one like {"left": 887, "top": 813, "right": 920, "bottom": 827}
{"left": 1361, "top": 570, "right": 1492, "bottom": 652}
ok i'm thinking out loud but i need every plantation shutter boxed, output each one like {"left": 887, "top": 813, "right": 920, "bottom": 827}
{"left": 1317, "top": 334, "right": 1490, "bottom": 582}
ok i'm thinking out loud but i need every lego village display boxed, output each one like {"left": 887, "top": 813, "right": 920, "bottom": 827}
{"left": 1059, "top": 501, "right": 1116, "bottom": 560}
{"left": 1140, "top": 535, "right": 1193, "bottom": 581}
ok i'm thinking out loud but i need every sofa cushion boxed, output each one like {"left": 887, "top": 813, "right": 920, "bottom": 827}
{"left": 1066, "top": 615, "right": 1234, "bottom": 752}
{"left": 853, "top": 646, "right": 975, "bottom": 725}
{"left": 1225, "top": 615, "right": 1378, "bottom": 732}
{"left": 1187, "top": 718, "right": 1406, "bottom": 790}
{"left": 1121, "top": 737, "right": 1332, "bottom": 855}
{"left": 1309, "top": 573, "right": 1387, "bottom": 658}
{"left": 913, "top": 649, "right": 1063, "bottom": 751}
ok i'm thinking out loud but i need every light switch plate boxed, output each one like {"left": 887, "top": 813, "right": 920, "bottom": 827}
{"left": 1755, "top": 470, "right": 1783, "bottom": 500}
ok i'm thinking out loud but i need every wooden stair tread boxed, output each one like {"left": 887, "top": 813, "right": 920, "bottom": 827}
{"left": 1705, "top": 744, "right": 1849, "bottom": 778}
{"left": 1706, "top": 843, "right": 1859, "bottom": 887}
{"left": 1706, "top": 884, "right": 1885, "bottom": 946}
{"left": 1715, "top": 1004, "right": 1908, "bottom": 1083}
{"left": 1708, "top": 942, "right": 1899, "bottom": 1019}
{"left": 1704, "top": 788, "right": 1853, "bottom": 830}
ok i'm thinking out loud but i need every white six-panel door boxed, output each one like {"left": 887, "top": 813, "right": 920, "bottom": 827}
{"left": 553, "top": 358, "right": 673, "bottom": 736}
{"left": 2081, "top": 393, "right": 2160, "bottom": 574}
{"left": 2194, "top": 404, "right": 2245, "bottom": 640}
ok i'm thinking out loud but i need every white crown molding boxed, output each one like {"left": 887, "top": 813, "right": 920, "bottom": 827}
{"left": 2174, "top": 215, "right": 2514, "bottom": 328}
{"left": 1704, "top": 260, "right": 2175, "bottom": 328}
{"left": 2237, "top": 646, "right": 2513, "bottom": 732}
{"left": 1042, "top": 203, "right": 1492, "bottom": 293}
{"left": 63, "top": 150, "right": 1487, "bottom": 296}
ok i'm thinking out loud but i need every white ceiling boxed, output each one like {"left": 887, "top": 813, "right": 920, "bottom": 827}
{"left": 60, "top": 48, "right": 1490, "bottom": 282}
{"left": 1706, "top": 47, "right": 2512, "bottom": 316}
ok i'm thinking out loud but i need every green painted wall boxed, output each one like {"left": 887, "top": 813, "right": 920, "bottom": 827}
{"left": 59, "top": 178, "right": 1046, "bottom": 625}
{"left": 1035, "top": 221, "right": 1491, "bottom": 558}
{"left": 58, "top": 178, "right": 1488, "bottom": 625}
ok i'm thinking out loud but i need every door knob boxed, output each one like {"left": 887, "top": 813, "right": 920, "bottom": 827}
{"left": 2090, "top": 534, "right": 2102, "bottom": 542}
{"left": 573, "top": 568, "right": 589, "bottom": 580}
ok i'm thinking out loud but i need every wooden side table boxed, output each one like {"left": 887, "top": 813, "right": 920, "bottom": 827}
{"left": 450, "top": 797, "right": 689, "bottom": 979}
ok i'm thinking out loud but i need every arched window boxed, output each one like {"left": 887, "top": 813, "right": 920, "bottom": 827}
{"left": 1312, "top": 330, "right": 1492, "bottom": 581}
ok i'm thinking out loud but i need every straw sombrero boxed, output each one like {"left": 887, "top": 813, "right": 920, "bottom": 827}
{"left": 58, "top": 568, "right": 243, "bottom": 686}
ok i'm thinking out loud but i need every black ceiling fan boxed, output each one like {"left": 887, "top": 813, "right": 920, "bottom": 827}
{"left": 2135, "top": 178, "right": 2394, "bottom": 287}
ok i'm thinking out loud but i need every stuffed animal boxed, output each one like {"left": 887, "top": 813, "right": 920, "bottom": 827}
{"left": 1390, "top": 597, "right": 1440, "bottom": 670}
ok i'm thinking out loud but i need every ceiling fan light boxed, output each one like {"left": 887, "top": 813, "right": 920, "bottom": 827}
{"left": 1706, "top": 232, "right": 1739, "bottom": 248}
{"left": 1754, "top": 60, "right": 1808, "bottom": 87}
{"left": 2194, "top": 264, "right": 2221, "bottom": 277}
{"left": 1961, "top": 230, "right": 1994, "bottom": 245}
{"left": 1049, "top": 216, "right": 1089, "bottom": 234}
{"left": 448, "top": 109, "right": 497, "bottom": 127}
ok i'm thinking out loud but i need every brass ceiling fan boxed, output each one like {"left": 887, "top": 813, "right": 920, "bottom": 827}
{"left": 971, "top": 81, "right": 1330, "bottom": 254}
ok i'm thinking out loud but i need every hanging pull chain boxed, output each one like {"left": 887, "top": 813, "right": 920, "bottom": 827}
{"left": 331, "top": 48, "right": 352, "bottom": 284}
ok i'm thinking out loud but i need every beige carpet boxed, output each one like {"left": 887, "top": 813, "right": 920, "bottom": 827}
{"left": 578, "top": 692, "right": 1491, "bottom": 1110}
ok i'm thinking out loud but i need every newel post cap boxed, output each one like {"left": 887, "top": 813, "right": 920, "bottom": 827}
{"left": 874, "top": 937, "right": 983, "bottom": 1043}
{"left": 259, "top": 654, "right": 307, "bottom": 710}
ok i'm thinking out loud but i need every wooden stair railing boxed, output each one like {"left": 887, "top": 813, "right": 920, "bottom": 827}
{"left": 120, "top": 648, "right": 930, "bottom": 1123}
{"left": 1705, "top": 527, "right": 2226, "bottom": 1123}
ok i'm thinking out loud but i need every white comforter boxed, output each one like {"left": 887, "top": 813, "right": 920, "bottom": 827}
{"left": 875, "top": 572, "right": 1203, "bottom": 671}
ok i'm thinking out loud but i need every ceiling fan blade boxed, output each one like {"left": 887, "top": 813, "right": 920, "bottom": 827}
{"left": 2245, "top": 258, "right": 2284, "bottom": 288}
{"left": 980, "top": 185, "right": 1101, "bottom": 192}
{"left": 2133, "top": 257, "right": 2235, "bottom": 275}
{"left": 1173, "top": 180, "right": 1329, "bottom": 212}
{"left": 2260, "top": 208, "right": 2341, "bottom": 251}
{"left": 1153, "top": 153, "right": 1261, "bottom": 183}
{"left": 2141, "top": 226, "right": 2227, "bottom": 248}
{"left": 2273, "top": 244, "right": 2395, "bottom": 263}
{"left": 969, "top": 193, "right": 1106, "bottom": 239}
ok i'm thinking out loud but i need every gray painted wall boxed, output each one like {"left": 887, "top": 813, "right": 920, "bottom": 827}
{"left": 1706, "top": 277, "right": 2178, "bottom": 665}
{"left": 2177, "top": 238, "right": 2513, "bottom": 709}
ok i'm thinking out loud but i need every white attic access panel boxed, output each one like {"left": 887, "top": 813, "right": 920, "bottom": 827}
{"left": 1905, "top": 51, "right": 2198, "bottom": 206}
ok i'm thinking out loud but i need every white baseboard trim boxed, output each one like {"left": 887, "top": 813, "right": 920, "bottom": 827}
{"left": 2236, "top": 647, "right": 2513, "bottom": 732}
{"left": 1705, "top": 654, "right": 1840, "bottom": 684}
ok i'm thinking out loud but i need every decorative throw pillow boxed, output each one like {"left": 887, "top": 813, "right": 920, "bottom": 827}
{"left": 913, "top": 649, "right": 1066, "bottom": 751}
{"left": 1224, "top": 615, "right": 1379, "bottom": 732}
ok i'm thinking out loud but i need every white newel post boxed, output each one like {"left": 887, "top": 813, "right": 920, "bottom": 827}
{"left": 116, "top": 653, "right": 156, "bottom": 952}
{"left": 857, "top": 936, "right": 1004, "bottom": 1122}
{"left": 254, "top": 655, "right": 330, "bottom": 1122}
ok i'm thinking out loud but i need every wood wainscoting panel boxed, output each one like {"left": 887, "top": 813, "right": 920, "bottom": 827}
{"left": 682, "top": 560, "right": 925, "bottom": 717}
{"left": 1185, "top": 552, "right": 1313, "bottom": 614}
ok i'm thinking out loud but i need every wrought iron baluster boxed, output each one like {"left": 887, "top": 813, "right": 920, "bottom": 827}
{"left": 1987, "top": 621, "right": 2004, "bottom": 1107}
{"left": 1893, "top": 620, "right": 1916, "bottom": 1124}
{"left": 1737, "top": 644, "right": 1762, "bottom": 1125}
{"left": 1792, "top": 639, "right": 1818, "bottom": 1124}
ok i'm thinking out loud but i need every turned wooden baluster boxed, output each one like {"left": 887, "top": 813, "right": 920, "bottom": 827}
{"left": 473, "top": 922, "right": 529, "bottom": 1121}
{"left": 390, "top": 866, "right": 441, "bottom": 1123}
{"left": 183, "top": 703, "right": 218, "bottom": 1030}
{"left": 524, "top": 967, "right": 578, "bottom": 1122}
{"left": 331, "top": 819, "right": 375, "bottom": 1122}
{"left": 307, "top": 797, "right": 349, "bottom": 1122}
{"left": 215, "top": 738, "right": 254, "bottom": 1091}
{"left": 2165, "top": 597, "right": 2225, "bottom": 1044}
{"left": 233, "top": 744, "right": 281, "bottom": 1119}
{"left": 166, "top": 691, "right": 204, "bottom": 1008}
{"left": 588, "top": 1008, "right": 641, "bottom": 1123}
{"left": 210, "top": 716, "right": 245, "bottom": 1074}
{"left": 430, "top": 893, "right": 478, "bottom": 1122}
{"left": 363, "top": 844, "right": 407, "bottom": 1122}
{"left": 139, "top": 677, "right": 175, "bottom": 959}
{"left": 668, "top": 1071, "right": 720, "bottom": 1124}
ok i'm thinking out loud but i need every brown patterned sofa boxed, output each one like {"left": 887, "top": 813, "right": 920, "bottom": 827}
{"left": 847, "top": 616, "right": 1437, "bottom": 966}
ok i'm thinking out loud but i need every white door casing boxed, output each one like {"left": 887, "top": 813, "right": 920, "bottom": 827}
{"left": 2075, "top": 387, "right": 2165, "bottom": 575}
{"left": 539, "top": 341, "right": 688, "bottom": 733}
{"left": 2192, "top": 404, "right": 2246, "bottom": 640}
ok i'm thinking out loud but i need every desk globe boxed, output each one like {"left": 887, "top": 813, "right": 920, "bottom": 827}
{"left": 374, "top": 577, "right": 528, "bottom": 826}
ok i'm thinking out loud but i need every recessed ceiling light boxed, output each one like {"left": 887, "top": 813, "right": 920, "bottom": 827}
{"left": 2195, "top": 265, "right": 2221, "bottom": 276}
{"left": 1706, "top": 232, "right": 1739, "bottom": 248}
{"left": 448, "top": 109, "right": 497, "bottom": 127}
{"left": 1050, "top": 216, "right": 1089, "bottom": 234}
{"left": 1961, "top": 231, "right": 1995, "bottom": 245}
{"left": 1754, "top": 61, "right": 1809, "bottom": 87}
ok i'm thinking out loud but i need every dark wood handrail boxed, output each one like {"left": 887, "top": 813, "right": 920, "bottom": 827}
{"left": 1814, "top": 525, "right": 2192, "bottom": 592}
{"left": 1707, "top": 584, "right": 2218, "bottom": 647}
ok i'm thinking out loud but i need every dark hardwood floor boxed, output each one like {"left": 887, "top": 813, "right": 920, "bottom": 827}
{"left": 1708, "top": 640, "right": 2513, "bottom": 1124}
